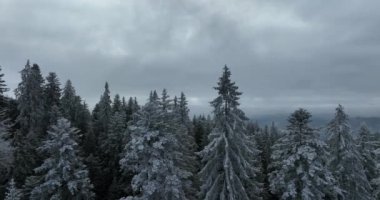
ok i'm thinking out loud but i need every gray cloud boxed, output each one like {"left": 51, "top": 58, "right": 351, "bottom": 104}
{"left": 1, "top": 0, "right": 379, "bottom": 117}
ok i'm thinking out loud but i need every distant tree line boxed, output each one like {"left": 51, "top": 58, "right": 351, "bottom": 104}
{"left": 0, "top": 61, "right": 379, "bottom": 200}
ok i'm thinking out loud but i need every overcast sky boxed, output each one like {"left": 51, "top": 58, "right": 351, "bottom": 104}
{"left": 0, "top": 0, "right": 379, "bottom": 117}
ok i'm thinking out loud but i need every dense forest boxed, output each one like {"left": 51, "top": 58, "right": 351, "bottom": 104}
{"left": 0, "top": 61, "right": 379, "bottom": 200}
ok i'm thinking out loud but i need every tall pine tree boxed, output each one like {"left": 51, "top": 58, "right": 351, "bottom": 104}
{"left": 43, "top": 72, "right": 61, "bottom": 129}
{"left": 90, "top": 82, "right": 113, "bottom": 199}
{"left": 13, "top": 61, "right": 45, "bottom": 185}
{"left": 327, "top": 105, "right": 374, "bottom": 200}
{"left": 102, "top": 94, "right": 129, "bottom": 199}
{"left": 60, "top": 80, "right": 85, "bottom": 128}
{"left": 169, "top": 91, "right": 198, "bottom": 199}
{"left": 198, "top": 66, "right": 261, "bottom": 200}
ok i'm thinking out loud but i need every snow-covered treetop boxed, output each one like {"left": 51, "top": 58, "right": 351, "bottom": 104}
{"left": 211, "top": 65, "right": 242, "bottom": 117}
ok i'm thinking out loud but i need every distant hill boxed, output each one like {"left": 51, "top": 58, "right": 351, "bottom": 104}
{"left": 251, "top": 114, "right": 380, "bottom": 134}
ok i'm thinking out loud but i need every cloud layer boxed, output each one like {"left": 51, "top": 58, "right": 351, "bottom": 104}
{"left": 1, "top": 0, "right": 379, "bottom": 116}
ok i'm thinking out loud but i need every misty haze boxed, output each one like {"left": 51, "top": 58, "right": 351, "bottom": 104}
{"left": 0, "top": 1, "right": 380, "bottom": 200}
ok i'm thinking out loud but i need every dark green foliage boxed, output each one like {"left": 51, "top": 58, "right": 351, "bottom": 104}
{"left": 255, "top": 124, "right": 279, "bottom": 200}
{"left": 0, "top": 66, "right": 11, "bottom": 199}
{"left": 0, "top": 66, "right": 9, "bottom": 109}
{"left": 13, "top": 61, "right": 45, "bottom": 186}
{"left": 193, "top": 115, "right": 213, "bottom": 152}
{"left": 43, "top": 72, "right": 61, "bottom": 129}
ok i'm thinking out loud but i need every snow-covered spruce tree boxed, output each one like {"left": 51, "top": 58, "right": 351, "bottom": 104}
{"left": 373, "top": 132, "right": 380, "bottom": 200}
{"left": 357, "top": 123, "right": 380, "bottom": 198}
{"left": 5, "top": 178, "right": 22, "bottom": 200}
{"left": 269, "top": 108, "right": 339, "bottom": 200}
{"left": 30, "top": 118, "right": 94, "bottom": 200}
{"left": 166, "top": 91, "right": 198, "bottom": 200}
{"left": 119, "top": 90, "right": 191, "bottom": 200}
{"left": 327, "top": 105, "right": 374, "bottom": 200}
{"left": 198, "top": 66, "right": 261, "bottom": 200}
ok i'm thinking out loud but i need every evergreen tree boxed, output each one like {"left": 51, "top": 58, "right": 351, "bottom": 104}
{"left": 192, "top": 116, "right": 203, "bottom": 151}
{"left": 255, "top": 125, "right": 276, "bottom": 200}
{"left": 178, "top": 92, "right": 190, "bottom": 124}
{"left": 60, "top": 80, "right": 91, "bottom": 152}
{"left": 247, "top": 120, "right": 261, "bottom": 136}
{"left": 173, "top": 96, "right": 178, "bottom": 109}
{"left": 125, "top": 97, "right": 140, "bottom": 122}
{"left": 373, "top": 131, "right": 380, "bottom": 200}
{"left": 169, "top": 91, "right": 198, "bottom": 199}
{"left": 119, "top": 90, "right": 191, "bottom": 200}
{"left": 357, "top": 123, "right": 380, "bottom": 198}
{"left": 270, "top": 108, "right": 339, "bottom": 200}
{"left": 0, "top": 65, "right": 12, "bottom": 199}
{"left": 269, "top": 121, "right": 280, "bottom": 142}
{"left": 5, "top": 178, "right": 22, "bottom": 200}
{"left": 327, "top": 105, "right": 374, "bottom": 200}
{"left": 0, "top": 130, "right": 12, "bottom": 200}
{"left": 198, "top": 66, "right": 261, "bottom": 200}
{"left": 193, "top": 115, "right": 211, "bottom": 152}
{"left": 43, "top": 72, "right": 61, "bottom": 128}
{"left": 0, "top": 66, "right": 9, "bottom": 109}
{"left": 92, "top": 82, "right": 112, "bottom": 143}
{"left": 90, "top": 82, "right": 113, "bottom": 199}
{"left": 79, "top": 102, "right": 96, "bottom": 156}
{"left": 60, "top": 80, "right": 82, "bottom": 125}
{"left": 44, "top": 73, "right": 61, "bottom": 107}
{"left": 15, "top": 62, "right": 45, "bottom": 139}
{"left": 13, "top": 61, "right": 45, "bottom": 185}
{"left": 102, "top": 103, "right": 129, "bottom": 199}
{"left": 112, "top": 94, "right": 122, "bottom": 114}
{"left": 30, "top": 118, "right": 94, "bottom": 200}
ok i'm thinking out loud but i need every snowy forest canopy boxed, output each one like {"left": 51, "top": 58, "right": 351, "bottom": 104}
{"left": 0, "top": 61, "right": 379, "bottom": 200}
